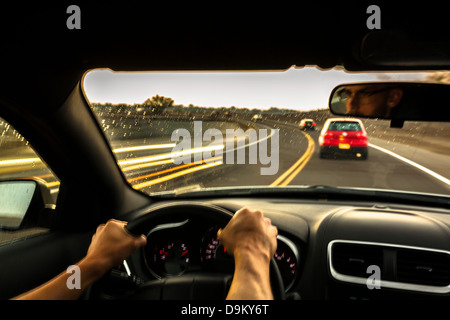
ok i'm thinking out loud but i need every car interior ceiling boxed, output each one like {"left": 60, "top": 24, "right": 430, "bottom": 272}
{"left": 2, "top": 2, "right": 450, "bottom": 301}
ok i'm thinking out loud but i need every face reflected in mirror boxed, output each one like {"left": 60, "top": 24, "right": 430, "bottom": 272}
{"left": 335, "top": 84, "right": 404, "bottom": 117}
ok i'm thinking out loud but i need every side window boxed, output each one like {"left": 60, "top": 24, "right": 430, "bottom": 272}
{"left": 0, "top": 117, "right": 59, "bottom": 245}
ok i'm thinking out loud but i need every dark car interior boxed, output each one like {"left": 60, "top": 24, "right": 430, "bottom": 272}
{"left": 1, "top": 2, "right": 450, "bottom": 304}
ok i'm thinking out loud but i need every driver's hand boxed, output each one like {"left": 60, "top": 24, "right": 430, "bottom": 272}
{"left": 217, "top": 207, "right": 277, "bottom": 261}
{"left": 86, "top": 219, "right": 147, "bottom": 273}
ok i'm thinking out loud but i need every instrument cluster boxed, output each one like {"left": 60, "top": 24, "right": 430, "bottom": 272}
{"left": 143, "top": 219, "right": 300, "bottom": 291}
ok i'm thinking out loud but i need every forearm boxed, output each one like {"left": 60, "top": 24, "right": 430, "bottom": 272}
{"left": 226, "top": 249, "right": 274, "bottom": 300}
{"left": 12, "top": 257, "right": 106, "bottom": 300}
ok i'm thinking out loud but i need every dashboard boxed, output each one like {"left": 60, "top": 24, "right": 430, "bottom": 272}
{"left": 132, "top": 216, "right": 301, "bottom": 292}
{"left": 120, "top": 197, "right": 450, "bottom": 300}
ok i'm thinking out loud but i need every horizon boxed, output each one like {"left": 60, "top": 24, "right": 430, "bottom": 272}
{"left": 83, "top": 67, "right": 429, "bottom": 112}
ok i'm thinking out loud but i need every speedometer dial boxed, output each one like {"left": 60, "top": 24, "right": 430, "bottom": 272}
{"left": 275, "top": 235, "right": 299, "bottom": 291}
{"left": 143, "top": 220, "right": 192, "bottom": 278}
{"left": 201, "top": 226, "right": 234, "bottom": 272}
{"left": 152, "top": 241, "right": 190, "bottom": 276}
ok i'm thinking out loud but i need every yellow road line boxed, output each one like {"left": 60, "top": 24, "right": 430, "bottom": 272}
{"left": 0, "top": 157, "right": 41, "bottom": 166}
{"left": 270, "top": 131, "right": 315, "bottom": 186}
{"left": 132, "top": 160, "right": 222, "bottom": 189}
{"left": 0, "top": 162, "right": 46, "bottom": 175}
{"left": 127, "top": 156, "right": 223, "bottom": 183}
{"left": 117, "top": 144, "right": 223, "bottom": 166}
{"left": 21, "top": 174, "right": 61, "bottom": 189}
{"left": 121, "top": 159, "right": 174, "bottom": 172}
{"left": 45, "top": 181, "right": 60, "bottom": 188}
{"left": 113, "top": 143, "right": 176, "bottom": 153}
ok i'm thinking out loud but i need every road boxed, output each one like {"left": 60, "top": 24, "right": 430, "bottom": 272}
{"left": 111, "top": 119, "right": 450, "bottom": 197}
{"left": 2, "top": 118, "right": 450, "bottom": 198}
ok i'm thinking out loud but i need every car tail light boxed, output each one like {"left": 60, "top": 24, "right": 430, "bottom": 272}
{"left": 355, "top": 131, "right": 367, "bottom": 138}
{"left": 319, "top": 131, "right": 333, "bottom": 145}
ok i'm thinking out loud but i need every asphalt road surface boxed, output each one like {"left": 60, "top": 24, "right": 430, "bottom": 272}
{"left": 111, "top": 119, "right": 450, "bottom": 196}
{"left": 2, "top": 118, "right": 450, "bottom": 197}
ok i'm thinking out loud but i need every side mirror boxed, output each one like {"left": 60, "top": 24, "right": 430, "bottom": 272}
{"left": 0, "top": 179, "right": 55, "bottom": 230}
{"left": 329, "top": 82, "right": 450, "bottom": 123}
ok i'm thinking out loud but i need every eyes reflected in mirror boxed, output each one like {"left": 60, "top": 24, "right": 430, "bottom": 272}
{"left": 330, "top": 82, "right": 450, "bottom": 122}
{"left": 331, "top": 84, "right": 404, "bottom": 118}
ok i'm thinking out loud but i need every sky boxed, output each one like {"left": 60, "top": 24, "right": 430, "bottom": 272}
{"left": 83, "top": 66, "right": 429, "bottom": 111}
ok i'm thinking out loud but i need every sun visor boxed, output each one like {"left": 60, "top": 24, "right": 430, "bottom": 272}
{"left": 358, "top": 30, "right": 450, "bottom": 69}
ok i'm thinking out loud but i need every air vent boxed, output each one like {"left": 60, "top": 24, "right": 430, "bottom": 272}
{"left": 397, "top": 248, "right": 450, "bottom": 287}
{"left": 329, "top": 240, "right": 450, "bottom": 293}
{"left": 331, "top": 242, "right": 383, "bottom": 278}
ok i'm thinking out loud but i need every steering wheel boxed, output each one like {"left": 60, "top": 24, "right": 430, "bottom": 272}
{"left": 107, "top": 202, "right": 285, "bottom": 300}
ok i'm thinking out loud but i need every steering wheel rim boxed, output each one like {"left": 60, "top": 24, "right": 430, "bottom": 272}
{"left": 124, "top": 202, "right": 285, "bottom": 300}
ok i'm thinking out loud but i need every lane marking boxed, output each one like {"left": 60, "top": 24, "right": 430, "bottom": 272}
{"left": 118, "top": 126, "right": 276, "bottom": 168}
{"left": 127, "top": 156, "right": 222, "bottom": 183}
{"left": 122, "top": 124, "right": 276, "bottom": 185}
{"left": 271, "top": 131, "right": 315, "bottom": 186}
{"left": 21, "top": 174, "right": 61, "bottom": 191}
{"left": 117, "top": 145, "right": 224, "bottom": 166}
{"left": 44, "top": 181, "right": 60, "bottom": 188}
{"left": 0, "top": 157, "right": 40, "bottom": 166}
{"left": 113, "top": 143, "right": 176, "bottom": 153}
{"left": 369, "top": 143, "right": 450, "bottom": 186}
{"left": 132, "top": 160, "right": 222, "bottom": 189}
{"left": 1, "top": 124, "right": 275, "bottom": 189}
{"left": 121, "top": 159, "right": 174, "bottom": 172}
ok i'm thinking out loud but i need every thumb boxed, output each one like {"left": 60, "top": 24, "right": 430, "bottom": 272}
{"left": 135, "top": 234, "right": 147, "bottom": 247}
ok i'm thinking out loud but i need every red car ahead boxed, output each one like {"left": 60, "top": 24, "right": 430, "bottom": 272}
{"left": 319, "top": 118, "right": 368, "bottom": 159}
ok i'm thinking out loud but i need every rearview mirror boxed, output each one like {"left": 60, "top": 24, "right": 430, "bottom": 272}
{"left": 0, "top": 180, "right": 55, "bottom": 230}
{"left": 329, "top": 82, "right": 450, "bottom": 122}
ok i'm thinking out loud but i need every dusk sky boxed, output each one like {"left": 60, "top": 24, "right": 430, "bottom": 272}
{"left": 83, "top": 66, "right": 428, "bottom": 111}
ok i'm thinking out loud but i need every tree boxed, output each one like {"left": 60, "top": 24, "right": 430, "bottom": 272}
{"left": 142, "top": 95, "right": 174, "bottom": 114}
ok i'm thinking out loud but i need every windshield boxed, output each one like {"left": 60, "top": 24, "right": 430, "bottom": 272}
{"left": 83, "top": 67, "right": 450, "bottom": 197}
{"left": 327, "top": 122, "right": 362, "bottom": 131}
